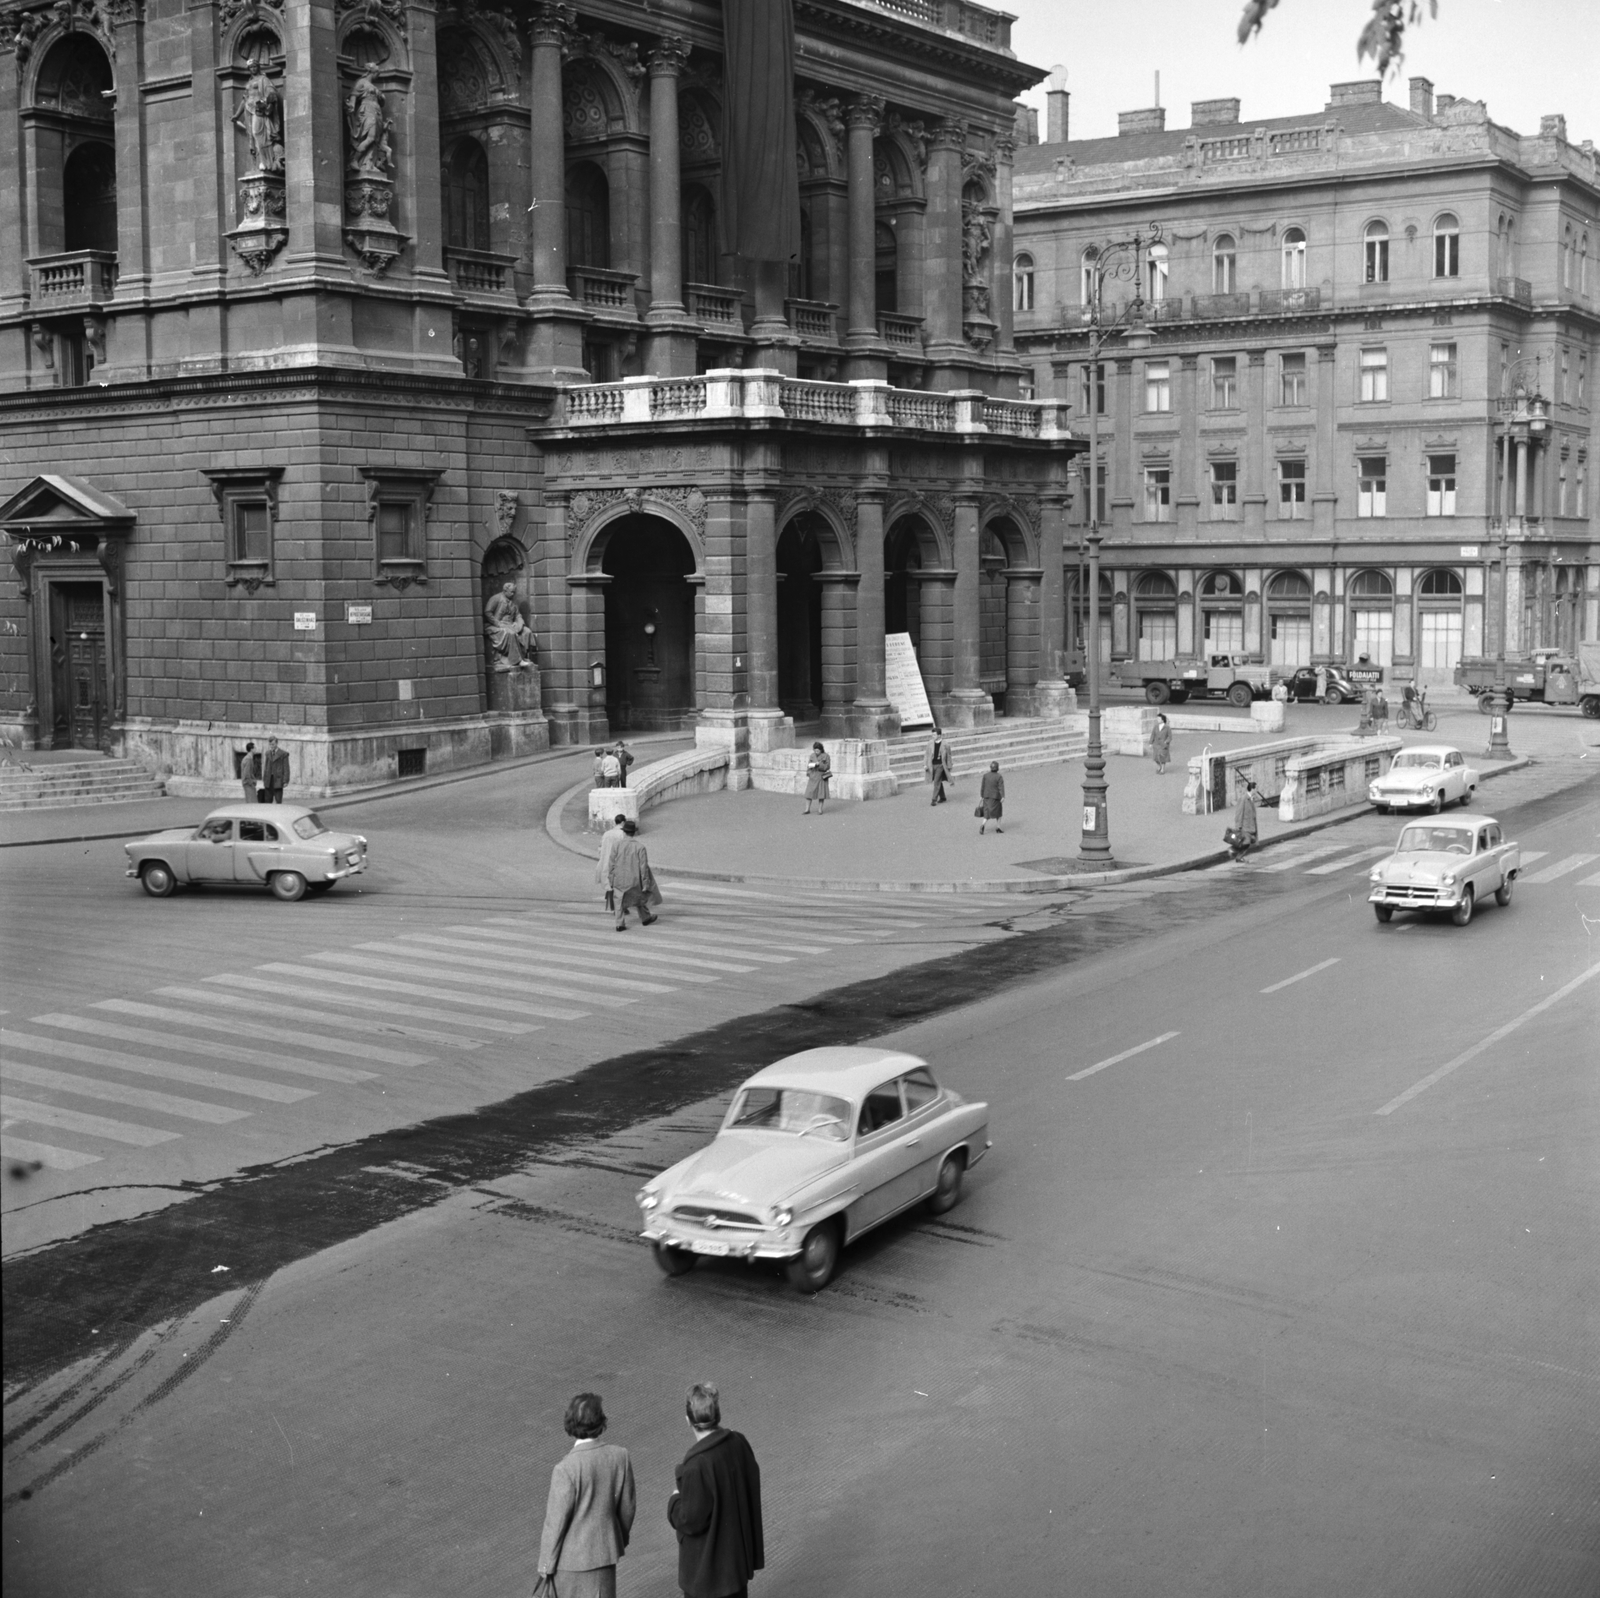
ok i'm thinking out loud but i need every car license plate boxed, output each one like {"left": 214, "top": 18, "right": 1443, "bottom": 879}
{"left": 690, "top": 1239, "right": 731, "bottom": 1257}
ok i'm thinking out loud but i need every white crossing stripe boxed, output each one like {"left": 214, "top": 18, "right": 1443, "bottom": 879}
{"left": 396, "top": 934, "right": 681, "bottom": 992}
{"left": 481, "top": 924, "right": 795, "bottom": 967}
{"left": 255, "top": 963, "right": 572, "bottom": 1022}
{"left": 0, "top": 1029, "right": 317, "bottom": 1103}
{"left": 1067, "top": 1031, "right": 1180, "bottom": 1082}
{"left": 667, "top": 881, "right": 929, "bottom": 921}
{"left": 547, "top": 907, "right": 866, "bottom": 948}
{"left": 1520, "top": 853, "right": 1599, "bottom": 885}
{"left": 31, "top": 1014, "right": 377, "bottom": 1084}
{"left": 310, "top": 950, "right": 604, "bottom": 1016}
{"left": 1261, "top": 957, "right": 1342, "bottom": 994}
{"left": 482, "top": 920, "right": 755, "bottom": 975}
{"left": 1577, "top": 872, "right": 1600, "bottom": 888}
{"left": 434, "top": 927, "right": 722, "bottom": 984}
{"left": 1255, "top": 843, "right": 1350, "bottom": 873}
{"left": 340, "top": 944, "right": 636, "bottom": 1009}
{"left": 99, "top": 998, "right": 432, "bottom": 1067}
{"left": 0, "top": 1134, "right": 101, "bottom": 1171}
{"left": 2, "top": 1061, "right": 251, "bottom": 1124}
{"left": 1, "top": 1094, "right": 181, "bottom": 1147}
{"left": 1306, "top": 846, "right": 1392, "bottom": 875}
{"left": 198, "top": 972, "right": 537, "bottom": 1036}
{"left": 1376, "top": 961, "right": 1600, "bottom": 1115}
{"left": 1516, "top": 852, "right": 1549, "bottom": 867}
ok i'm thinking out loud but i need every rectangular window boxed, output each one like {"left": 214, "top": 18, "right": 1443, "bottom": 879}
{"left": 1359, "top": 347, "right": 1388, "bottom": 402}
{"left": 377, "top": 501, "right": 416, "bottom": 564}
{"left": 1138, "top": 610, "right": 1177, "bottom": 660}
{"left": 1560, "top": 346, "right": 1570, "bottom": 403}
{"left": 1145, "top": 360, "right": 1171, "bottom": 413}
{"left": 1280, "top": 352, "right": 1307, "bottom": 406}
{"left": 1428, "top": 342, "right": 1458, "bottom": 399}
{"left": 1558, "top": 455, "right": 1570, "bottom": 516}
{"left": 1351, "top": 610, "right": 1394, "bottom": 668}
{"left": 1426, "top": 453, "right": 1457, "bottom": 517}
{"left": 1578, "top": 457, "right": 1588, "bottom": 516}
{"left": 1079, "top": 362, "right": 1106, "bottom": 416}
{"left": 1358, "top": 455, "right": 1387, "bottom": 518}
{"left": 1210, "top": 460, "right": 1239, "bottom": 520}
{"left": 1079, "top": 463, "right": 1107, "bottom": 526}
{"left": 1277, "top": 459, "right": 1307, "bottom": 520}
{"left": 233, "top": 501, "right": 270, "bottom": 564}
{"left": 1435, "top": 230, "right": 1460, "bottom": 277}
{"left": 1143, "top": 467, "right": 1172, "bottom": 522}
{"left": 206, "top": 467, "right": 283, "bottom": 591}
{"left": 1204, "top": 610, "right": 1244, "bottom": 653}
{"left": 1580, "top": 352, "right": 1588, "bottom": 405}
{"left": 1500, "top": 342, "right": 1510, "bottom": 396}
{"left": 1211, "top": 356, "right": 1237, "bottom": 409}
{"left": 1365, "top": 233, "right": 1389, "bottom": 283}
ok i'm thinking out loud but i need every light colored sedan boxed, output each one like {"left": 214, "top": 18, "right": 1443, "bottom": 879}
{"left": 1368, "top": 815, "right": 1520, "bottom": 926}
{"left": 124, "top": 804, "right": 368, "bottom": 901}
{"left": 637, "top": 1046, "right": 991, "bottom": 1293}
{"left": 1369, "top": 744, "right": 1477, "bottom": 813}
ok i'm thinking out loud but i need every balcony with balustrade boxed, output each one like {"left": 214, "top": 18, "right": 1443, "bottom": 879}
{"left": 570, "top": 267, "right": 641, "bottom": 323}
{"left": 443, "top": 248, "right": 519, "bottom": 306}
{"left": 27, "top": 253, "right": 119, "bottom": 312}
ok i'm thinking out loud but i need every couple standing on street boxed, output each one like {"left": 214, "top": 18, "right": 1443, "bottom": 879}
{"left": 239, "top": 737, "right": 290, "bottom": 803}
{"left": 535, "top": 1384, "right": 763, "bottom": 1598}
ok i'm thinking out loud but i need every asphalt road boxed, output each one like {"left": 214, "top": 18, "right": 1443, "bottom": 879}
{"left": 4, "top": 770, "right": 1595, "bottom": 1597}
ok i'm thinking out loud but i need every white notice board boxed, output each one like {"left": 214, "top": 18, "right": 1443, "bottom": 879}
{"left": 884, "top": 632, "right": 935, "bottom": 729}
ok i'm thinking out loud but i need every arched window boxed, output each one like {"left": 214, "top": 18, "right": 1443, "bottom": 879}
{"left": 1583, "top": 233, "right": 1590, "bottom": 294}
{"left": 442, "top": 138, "right": 489, "bottom": 253}
{"left": 1364, "top": 220, "right": 1389, "bottom": 284}
{"left": 1080, "top": 244, "right": 1099, "bottom": 306}
{"left": 1281, "top": 226, "right": 1306, "bottom": 289}
{"left": 1135, "top": 571, "right": 1177, "bottom": 659}
{"left": 1200, "top": 570, "right": 1244, "bottom": 652}
{"left": 64, "top": 142, "right": 118, "bottom": 255}
{"left": 1013, "top": 252, "right": 1034, "bottom": 313}
{"left": 565, "top": 160, "right": 610, "bottom": 270}
{"left": 1213, "top": 233, "right": 1236, "bottom": 294}
{"left": 1418, "top": 568, "right": 1464, "bottom": 597}
{"left": 681, "top": 184, "right": 718, "bottom": 286}
{"left": 1349, "top": 569, "right": 1393, "bottom": 599}
{"left": 35, "top": 35, "right": 116, "bottom": 257}
{"left": 1200, "top": 571, "right": 1244, "bottom": 599}
{"left": 1433, "top": 213, "right": 1459, "bottom": 278}
{"left": 1146, "top": 241, "right": 1168, "bottom": 303}
{"left": 875, "top": 220, "right": 898, "bottom": 314}
{"left": 1267, "top": 570, "right": 1312, "bottom": 602}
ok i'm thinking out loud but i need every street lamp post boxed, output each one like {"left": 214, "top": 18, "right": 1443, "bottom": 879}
{"left": 1077, "top": 224, "right": 1160, "bottom": 864}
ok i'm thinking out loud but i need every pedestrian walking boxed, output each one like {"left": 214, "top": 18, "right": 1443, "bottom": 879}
{"left": 1225, "top": 776, "right": 1261, "bottom": 859}
{"left": 667, "top": 1382, "right": 763, "bottom": 1598}
{"left": 239, "top": 741, "right": 260, "bottom": 803}
{"left": 802, "top": 742, "right": 830, "bottom": 815}
{"left": 925, "top": 735, "right": 953, "bottom": 805}
{"left": 1150, "top": 714, "right": 1171, "bottom": 776}
{"left": 261, "top": 736, "right": 289, "bottom": 803}
{"left": 596, "top": 812, "right": 627, "bottom": 915}
{"left": 1314, "top": 665, "right": 1328, "bottom": 701}
{"left": 977, "top": 760, "right": 1004, "bottom": 834}
{"left": 535, "top": 1392, "right": 636, "bottom": 1598}
{"left": 606, "top": 819, "right": 661, "bottom": 931}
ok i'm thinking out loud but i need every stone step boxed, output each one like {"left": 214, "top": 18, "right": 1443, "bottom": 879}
{"left": 0, "top": 757, "right": 165, "bottom": 810}
{"left": 887, "top": 720, "right": 1089, "bottom": 782}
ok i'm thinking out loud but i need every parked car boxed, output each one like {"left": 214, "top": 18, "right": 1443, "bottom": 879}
{"left": 125, "top": 804, "right": 368, "bottom": 901}
{"left": 1114, "top": 653, "right": 1271, "bottom": 707}
{"left": 1367, "top": 745, "right": 1477, "bottom": 813}
{"left": 636, "top": 1046, "right": 991, "bottom": 1293}
{"left": 1368, "top": 815, "right": 1519, "bottom": 926}
{"left": 1281, "top": 665, "right": 1361, "bottom": 704}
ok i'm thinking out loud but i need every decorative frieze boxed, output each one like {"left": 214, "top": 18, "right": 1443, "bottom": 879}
{"left": 335, "top": 0, "right": 406, "bottom": 45}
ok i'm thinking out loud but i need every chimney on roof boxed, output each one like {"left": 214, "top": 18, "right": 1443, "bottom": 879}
{"left": 1435, "top": 93, "right": 1457, "bottom": 114}
{"left": 1540, "top": 114, "right": 1568, "bottom": 141}
{"left": 1191, "top": 98, "right": 1241, "bottom": 127}
{"left": 1046, "top": 66, "right": 1069, "bottom": 144}
{"left": 1327, "top": 80, "right": 1383, "bottom": 109}
{"left": 1409, "top": 76, "right": 1433, "bottom": 119}
{"left": 1014, "top": 102, "right": 1039, "bottom": 145}
{"left": 1118, "top": 107, "right": 1167, "bottom": 136}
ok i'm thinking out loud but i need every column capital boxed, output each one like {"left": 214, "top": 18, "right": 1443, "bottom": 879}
{"left": 994, "top": 133, "right": 1017, "bottom": 165}
{"left": 528, "top": 1, "right": 575, "bottom": 47}
{"left": 930, "top": 118, "right": 966, "bottom": 153}
{"left": 846, "top": 95, "right": 884, "bottom": 134}
{"left": 647, "top": 34, "right": 690, "bottom": 76}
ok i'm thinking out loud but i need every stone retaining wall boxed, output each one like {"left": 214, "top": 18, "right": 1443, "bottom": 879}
{"left": 749, "top": 737, "right": 896, "bottom": 801}
{"left": 1279, "top": 737, "right": 1401, "bottom": 821}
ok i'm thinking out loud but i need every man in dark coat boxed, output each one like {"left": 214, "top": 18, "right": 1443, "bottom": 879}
{"left": 668, "top": 1383, "right": 763, "bottom": 1598}
{"left": 261, "top": 736, "right": 290, "bottom": 803}
{"left": 606, "top": 819, "right": 661, "bottom": 931}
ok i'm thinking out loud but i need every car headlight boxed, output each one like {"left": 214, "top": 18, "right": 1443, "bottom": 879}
{"left": 767, "top": 1206, "right": 793, "bottom": 1228}
{"left": 637, "top": 1190, "right": 659, "bottom": 1212}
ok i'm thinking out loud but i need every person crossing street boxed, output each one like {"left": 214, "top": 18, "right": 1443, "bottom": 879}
{"left": 606, "top": 819, "right": 661, "bottom": 931}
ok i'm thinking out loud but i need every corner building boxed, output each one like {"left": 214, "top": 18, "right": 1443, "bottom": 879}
{"left": 1012, "top": 79, "right": 1598, "bottom": 687}
{"left": 0, "top": 0, "right": 1077, "bottom": 791}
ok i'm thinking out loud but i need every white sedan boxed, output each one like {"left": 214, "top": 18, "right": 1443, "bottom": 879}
{"left": 1369, "top": 745, "right": 1477, "bottom": 814}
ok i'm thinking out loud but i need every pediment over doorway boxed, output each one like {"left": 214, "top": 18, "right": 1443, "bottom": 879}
{"left": 0, "top": 474, "right": 135, "bottom": 534}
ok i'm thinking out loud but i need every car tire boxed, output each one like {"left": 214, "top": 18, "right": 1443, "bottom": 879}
{"left": 927, "top": 1153, "right": 966, "bottom": 1215}
{"left": 1374, "top": 803, "right": 1389, "bottom": 815}
{"left": 1229, "top": 682, "right": 1253, "bottom": 708}
{"left": 1452, "top": 885, "right": 1475, "bottom": 927}
{"left": 1145, "top": 681, "right": 1170, "bottom": 705}
{"left": 1373, "top": 903, "right": 1393, "bottom": 923}
{"left": 1169, "top": 689, "right": 1190, "bottom": 704}
{"left": 1430, "top": 791, "right": 1445, "bottom": 814}
{"left": 785, "top": 1221, "right": 840, "bottom": 1294}
{"left": 1459, "top": 787, "right": 1473, "bottom": 807}
{"left": 1495, "top": 875, "right": 1514, "bottom": 908}
{"left": 140, "top": 862, "right": 176, "bottom": 898}
{"left": 307, "top": 881, "right": 334, "bottom": 896}
{"left": 651, "top": 1242, "right": 697, "bottom": 1278}
{"left": 1323, "top": 690, "right": 1342, "bottom": 706}
{"left": 270, "top": 870, "right": 308, "bottom": 902}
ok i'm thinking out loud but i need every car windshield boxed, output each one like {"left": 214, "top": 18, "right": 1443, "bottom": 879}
{"left": 291, "top": 813, "right": 330, "bottom": 839}
{"left": 725, "top": 1087, "right": 852, "bottom": 1142}
{"left": 1397, "top": 826, "right": 1473, "bottom": 854}
{"left": 1390, "top": 752, "right": 1444, "bottom": 770}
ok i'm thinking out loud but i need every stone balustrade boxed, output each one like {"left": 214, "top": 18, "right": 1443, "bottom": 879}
{"left": 749, "top": 736, "right": 897, "bottom": 801}
{"left": 591, "top": 746, "right": 732, "bottom": 831}
{"left": 1278, "top": 737, "right": 1400, "bottom": 821}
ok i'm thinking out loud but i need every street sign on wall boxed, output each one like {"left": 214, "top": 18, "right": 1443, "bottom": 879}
{"left": 885, "top": 632, "right": 935, "bottom": 729}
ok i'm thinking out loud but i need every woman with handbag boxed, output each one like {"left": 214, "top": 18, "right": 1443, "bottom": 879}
{"left": 535, "top": 1393, "right": 636, "bottom": 1598}
{"left": 977, "top": 761, "right": 1005, "bottom": 835}
{"left": 803, "top": 742, "right": 831, "bottom": 814}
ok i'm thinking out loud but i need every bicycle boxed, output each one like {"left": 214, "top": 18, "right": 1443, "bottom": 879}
{"left": 1395, "top": 690, "right": 1437, "bottom": 732}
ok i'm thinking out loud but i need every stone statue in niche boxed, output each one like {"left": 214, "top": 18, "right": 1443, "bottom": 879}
{"left": 344, "top": 68, "right": 393, "bottom": 172}
{"left": 485, "top": 580, "right": 537, "bottom": 671}
{"left": 961, "top": 202, "right": 992, "bottom": 286}
{"left": 234, "top": 66, "right": 284, "bottom": 172}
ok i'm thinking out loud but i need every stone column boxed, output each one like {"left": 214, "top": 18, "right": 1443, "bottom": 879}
{"left": 745, "top": 486, "right": 790, "bottom": 749}
{"left": 1004, "top": 569, "right": 1041, "bottom": 714}
{"left": 1515, "top": 434, "right": 1529, "bottom": 521}
{"left": 1312, "top": 343, "right": 1338, "bottom": 539}
{"left": 1034, "top": 488, "right": 1075, "bottom": 715}
{"left": 843, "top": 96, "right": 888, "bottom": 380}
{"left": 1243, "top": 349, "right": 1267, "bottom": 536}
{"left": 817, "top": 572, "right": 859, "bottom": 737}
{"left": 642, "top": 35, "right": 697, "bottom": 375}
{"left": 945, "top": 495, "right": 994, "bottom": 725}
{"left": 564, "top": 573, "right": 612, "bottom": 745}
{"left": 851, "top": 489, "right": 900, "bottom": 738}
{"left": 915, "top": 571, "right": 956, "bottom": 707}
{"left": 1111, "top": 357, "right": 1136, "bottom": 534}
{"left": 992, "top": 134, "right": 1016, "bottom": 358}
{"left": 694, "top": 490, "right": 751, "bottom": 784}
{"left": 923, "top": 119, "right": 966, "bottom": 377}
{"left": 0, "top": 23, "right": 23, "bottom": 340}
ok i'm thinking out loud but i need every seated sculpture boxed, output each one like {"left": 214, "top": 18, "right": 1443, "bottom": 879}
{"left": 485, "top": 581, "right": 537, "bottom": 671}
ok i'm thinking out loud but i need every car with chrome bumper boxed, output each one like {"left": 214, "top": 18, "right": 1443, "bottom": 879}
{"left": 637, "top": 1046, "right": 990, "bottom": 1293}
{"left": 1368, "top": 744, "right": 1477, "bottom": 813}
{"left": 125, "top": 804, "right": 368, "bottom": 901}
{"left": 1368, "top": 815, "right": 1519, "bottom": 926}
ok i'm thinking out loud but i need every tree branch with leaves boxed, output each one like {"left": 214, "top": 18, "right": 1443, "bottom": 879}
{"left": 1238, "top": 0, "right": 1440, "bottom": 77}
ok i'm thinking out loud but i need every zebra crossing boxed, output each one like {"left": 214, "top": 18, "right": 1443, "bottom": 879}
{"left": 1, "top": 882, "right": 1025, "bottom": 1176}
{"left": 1246, "top": 838, "right": 1600, "bottom": 887}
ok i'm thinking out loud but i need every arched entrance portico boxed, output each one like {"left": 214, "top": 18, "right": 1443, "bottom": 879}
{"left": 600, "top": 515, "right": 698, "bottom": 731}
{"left": 776, "top": 514, "right": 825, "bottom": 721}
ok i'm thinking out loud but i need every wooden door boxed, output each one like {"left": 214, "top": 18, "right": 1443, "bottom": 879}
{"left": 49, "top": 582, "right": 109, "bottom": 748}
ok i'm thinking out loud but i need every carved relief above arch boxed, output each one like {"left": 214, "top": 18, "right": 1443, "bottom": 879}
{"left": 563, "top": 31, "right": 643, "bottom": 138}
{"left": 678, "top": 87, "right": 720, "bottom": 165}
{"left": 437, "top": 23, "right": 515, "bottom": 117}
{"left": 335, "top": 0, "right": 406, "bottom": 46}
{"left": 795, "top": 90, "right": 844, "bottom": 181}
{"left": 25, "top": 25, "right": 115, "bottom": 113}
{"left": 980, "top": 495, "right": 1039, "bottom": 565}
{"left": 436, "top": 0, "right": 520, "bottom": 93}
{"left": 568, "top": 487, "right": 708, "bottom": 576}
{"left": 778, "top": 489, "right": 854, "bottom": 572}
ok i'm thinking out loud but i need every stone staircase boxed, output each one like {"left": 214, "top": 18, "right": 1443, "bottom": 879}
{"left": 887, "top": 716, "right": 1089, "bottom": 787}
{"left": 0, "top": 755, "right": 166, "bottom": 811}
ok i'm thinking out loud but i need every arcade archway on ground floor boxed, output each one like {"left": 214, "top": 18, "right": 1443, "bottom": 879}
{"left": 980, "top": 516, "right": 1031, "bottom": 714}
{"left": 885, "top": 517, "right": 925, "bottom": 652}
{"left": 776, "top": 513, "right": 825, "bottom": 719}
{"left": 600, "top": 515, "right": 698, "bottom": 731}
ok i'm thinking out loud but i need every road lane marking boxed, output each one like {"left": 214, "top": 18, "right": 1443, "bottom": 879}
{"left": 442, "top": 928, "right": 723, "bottom": 983}
{"left": 339, "top": 944, "right": 639, "bottom": 1008}
{"left": 1305, "top": 847, "right": 1391, "bottom": 875}
{"left": 0, "top": 1030, "right": 317, "bottom": 1102}
{"left": 1256, "top": 843, "right": 1349, "bottom": 873}
{"left": 531, "top": 917, "right": 836, "bottom": 956}
{"left": 173, "top": 983, "right": 496, "bottom": 1045}
{"left": 0, "top": 1134, "right": 101, "bottom": 1170}
{"left": 1261, "top": 957, "right": 1341, "bottom": 994}
{"left": 1516, "top": 851, "right": 1549, "bottom": 867}
{"left": 96, "top": 999, "right": 433, "bottom": 1067}
{"left": 257, "top": 962, "right": 586, "bottom": 1022}
{"left": 1067, "top": 1031, "right": 1180, "bottom": 1081}
{"left": 203, "top": 974, "right": 540, "bottom": 1035}
{"left": 0, "top": 1095, "right": 181, "bottom": 1146}
{"left": 401, "top": 933, "right": 685, "bottom": 988}
{"left": 1520, "top": 853, "right": 1598, "bottom": 884}
{"left": 1375, "top": 961, "right": 1600, "bottom": 1115}
{"left": 1578, "top": 871, "right": 1600, "bottom": 888}
{"left": 2, "top": 1062, "right": 251, "bottom": 1123}
{"left": 481, "top": 920, "right": 756, "bottom": 974}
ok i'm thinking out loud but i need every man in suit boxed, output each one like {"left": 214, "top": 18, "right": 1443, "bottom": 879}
{"left": 668, "top": 1383, "right": 763, "bottom": 1598}
{"left": 261, "top": 736, "right": 290, "bottom": 803}
{"left": 239, "top": 741, "right": 261, "bottom": 803}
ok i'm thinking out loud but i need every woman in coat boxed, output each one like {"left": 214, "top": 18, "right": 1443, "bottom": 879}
{"left": 925, "top": 735, "right": 953, "bottom": 805}
{"left": 1228, "top": 777, "right": 1260, "bottom": 858}
{"left": 537, "top": 1393, "right": 636, "bottom": 1598}
{"left": 803, "top": 742, "right": 831, "bottom": 814}
{"left": 978, "top": 761, "right": 1005, "bottom": 835}
{"left": 1150, "top": 714, "right": 1172, "bottom": 775}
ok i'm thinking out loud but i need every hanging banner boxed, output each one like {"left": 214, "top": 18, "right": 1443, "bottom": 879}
{"left": 885, "top": 632, "right": 935, "bottom": 729}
